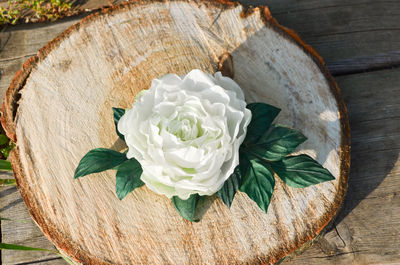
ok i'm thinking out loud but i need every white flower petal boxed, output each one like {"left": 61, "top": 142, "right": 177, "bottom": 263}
{"left": 158, "top": 73, "right": 182, "bottom": 86}
{"left": 181, "top": 69, "right": 215, "bottom": 89}
{"left": 214, "top": 71, "right": 245, "bottom": 100}
{"left": 117, "top": 69, "right": 251, "bottom": 198}
{"left": 165, "top": 146, "right": 205, "bottom": 169}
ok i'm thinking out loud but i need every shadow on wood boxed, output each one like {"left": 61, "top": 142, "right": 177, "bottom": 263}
{"left": 333, "top": 71, "right": 400, "bottom": 225}
{"left": 238, "top": 0, "right": 399, "bottom": 231}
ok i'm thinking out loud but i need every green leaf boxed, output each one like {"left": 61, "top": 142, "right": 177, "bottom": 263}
{"left": 0, "top": 179, "right": 16, "bottom": 186}
{"left": 239, "top": 154, "right": 275, "bottom": 213}
{"left": 1, "top": 141, "right": 14, "bottom": 159}
{"left": 217, "top": 166, "right": 241, "bottom": 208}
{"left": 74, "top": 148, "right": 127, "bottom": 179}
{"left": 0, "top": 243, "right": 51, "bottom": 252}
{"left": 270, "top": 154, "right": 335, "bottom": 188}
{"left": 0, "top": 134, "right": 9, "bottom": 145}
{"left": 0, "top": 217, "right": 27, "bottom": 223}
{"left": 112, "top": 107, "right": 125, "bottom": 140}
{"left": 0, "top": 243, "right": 75, "bottom": 265}
{"left": 115, "top": 158, "right": 144, "bottom": 200}
{"left": 172, "top": 194, "right": 200, "bottom": 222}
{"left": 246, "top": 124, "right": 307, "bottom": 161}
{"left": 0, "top": 160, "right": 12, "bottom": 171}
{"left": 244, "top": 103, "right": 281, "bottom": 144}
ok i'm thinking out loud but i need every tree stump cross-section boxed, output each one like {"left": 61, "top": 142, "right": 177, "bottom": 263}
{"left": 1, "top": 1, "right": 350, "bottom": 264}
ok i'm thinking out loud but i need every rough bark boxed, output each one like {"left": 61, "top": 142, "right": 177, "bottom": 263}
{"left": 1, "top": 1, "right": 350, "bottom": 264}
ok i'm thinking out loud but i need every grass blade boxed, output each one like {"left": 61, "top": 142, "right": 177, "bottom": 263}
{"left": 0, "top": 160, "right": 12, "bottom": 171}
{"left": 0, "top": 179, "right": 16, "bottom": 186}
{"left": 0, "top": 243, "right": 75, "bottom": 264}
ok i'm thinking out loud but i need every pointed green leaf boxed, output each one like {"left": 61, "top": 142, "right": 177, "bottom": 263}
{"left": 244, "top": 103, "right": 281, "bottom": 144}
{"left": 247, "top": 124, "right": 307, "bottom": 161}
{"left": 116, "top": 158, "right": 144, "bottom": 200}
{"left": 270, "top": 154, "right": 335, "bottom": 188}
{"left": 112, "top": 107, "right": 125, "bottom": 140}
{"left": 239, "top": 155, "right": 275, "bottom": 213}
{"left": 74, "top": 148, "right": 127, "bottom": 179}
{"left": 172, "top": 194, "right": 200, "bottom": 222}
{"left": 0, "top": 160, "right": 12, "bottom": 171}
{"left": 217, "top": 166, "right": 241, "bottom": 208}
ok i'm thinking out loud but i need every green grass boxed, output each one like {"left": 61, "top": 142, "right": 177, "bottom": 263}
{"left": 0, "top": 132, "right": 14, "bottom": 183}
{"left": 0, "top": 243, "right": 75, "bottom": 264}
{"left": 0, "top": 0, "right": 77, "bottom": 25}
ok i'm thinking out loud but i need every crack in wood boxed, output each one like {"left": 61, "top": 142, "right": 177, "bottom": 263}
{"left": 13, "top": 256, "right": 63, "bottom": 265}
{"left": 268, "top": 1, "right": 399, "bottom": 15}
{"left": 333, "top": 224, "right": 346, "bottom": 248}
{"left": 327, "top": 51, "right": 400, "bottom": 76}
{"left": 309, "top": 250, "right": 364, "bottom": 259}
{"left": 0, "top": 54, "right": 36, "bottom": 63}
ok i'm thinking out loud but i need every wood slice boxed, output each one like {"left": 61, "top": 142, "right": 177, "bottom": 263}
{"left": 1, "top": 1, "right": 350, "bottom": 264}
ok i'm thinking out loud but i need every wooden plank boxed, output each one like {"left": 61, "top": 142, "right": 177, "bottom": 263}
{"left": 326, "top": 51, "right": 400, "bottom": 76}
{"left": 248, "top": 0, "right": 400, "bottom": 73}
{"left": 286, "top": 67, "right": 400, "bottom": 264}
{"left": 0, "top": 173, "right": 65, "bottom": 264}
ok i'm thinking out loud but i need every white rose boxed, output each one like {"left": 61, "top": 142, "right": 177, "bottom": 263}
{"left": 118, "top": 69, "right": 251, "bottom": 200}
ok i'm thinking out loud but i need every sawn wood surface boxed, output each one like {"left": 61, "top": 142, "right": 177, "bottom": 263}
{"left": 0, "top": 0, "right": 399, "bottom": 264}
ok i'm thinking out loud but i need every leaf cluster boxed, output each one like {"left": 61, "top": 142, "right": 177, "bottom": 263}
{"left": 177, "top": 103, "right": 335, "bottom": 221}
{"left": 216, "top": 103, "right": 335, "bottom": 215}
{"left": 75, "top": 105, "right": 335, "bottom": 222}
{"left": 74, "top": 108, "right": 144, "bottom": 201}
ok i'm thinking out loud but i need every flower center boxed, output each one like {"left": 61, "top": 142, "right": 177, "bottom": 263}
{"left": 167, "top": 118, "right": 199, "bottom": 141}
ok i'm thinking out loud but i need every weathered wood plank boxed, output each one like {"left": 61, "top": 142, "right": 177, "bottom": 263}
{"left": 249, "top": 0, "right": 400, "bottom": 72}
{"left": 286, "top": 67, "right": 400, "bottom": 264}
{"left": 326, "top": 51, "right": 400, "bottom": 76}
{"left": 0, "top": 174, "right": 63, "bottom": 264}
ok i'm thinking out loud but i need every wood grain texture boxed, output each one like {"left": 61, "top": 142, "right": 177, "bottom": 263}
{"left": 0, "top": 16, "right": 85, "bottom": 93}
{"left": 1, "top": 1, "right": 399, "bottom": 264}
{"left": 1, "top": 1, "right": 350, "bottom": 264}
{"left": 285, "top": 67, "right": 400, "bottom": 265}
{"left": 261, "top": 0, "right": 400, "bottom": 64}
{"left": 2, "top": 23, "right": 400, "bottom": 265}
{"left": 0, "top": 172, "right": 65, "bottom": 264}
{"left": 3, "top": 65, "right": 400, "bottom": 265}
{"left": 326, "top": 51, "right": 400, "bottom": 76}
